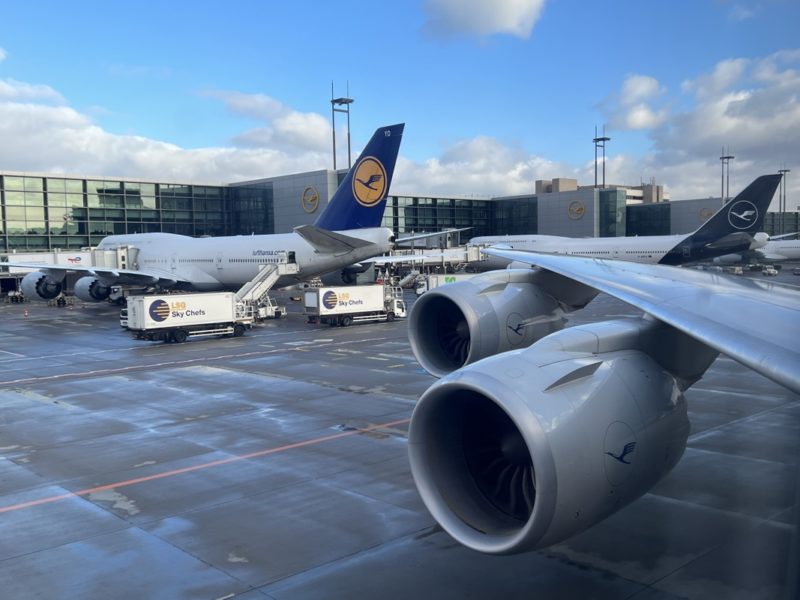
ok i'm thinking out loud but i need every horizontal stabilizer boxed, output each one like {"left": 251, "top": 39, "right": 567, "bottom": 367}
{"left": 703, "top": 231, "right": 754, "bottom": 250}
{"left": 294, "top": 225, "right": 375, "bottom": 254}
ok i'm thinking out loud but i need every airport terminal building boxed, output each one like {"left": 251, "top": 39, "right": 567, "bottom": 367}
{"left": 0, "top": 169, "right": 796, "bottom": 254}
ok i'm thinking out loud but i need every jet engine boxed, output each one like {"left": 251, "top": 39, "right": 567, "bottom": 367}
{"left": 408, "top": 269, "right": 597, "bottom": 378}
{"left": 74, "top": 277, "right": 112, "bottom": 302}
{"left": 408, "top": 318, "right": 717, "bottom": 555}
{"left": 21, "top": 271, "right": 63, "bottom": 300}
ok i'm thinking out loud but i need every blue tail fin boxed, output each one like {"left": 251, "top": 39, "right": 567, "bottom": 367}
{"left": 690, "top": 174, "right": 781, "bottom": 242}
{"left": 314, "top": 123, "right": 404, "bottom": 231}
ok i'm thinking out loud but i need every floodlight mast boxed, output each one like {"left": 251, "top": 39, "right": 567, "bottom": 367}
{"left": 331, "top": 82, "right": 354, "bottom": 170}
{"left": 593, "top": 125, "right": 611, "bottom": 188}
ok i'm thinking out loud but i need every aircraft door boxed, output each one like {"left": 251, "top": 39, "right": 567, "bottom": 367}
{"left": 216, "top": 253, "right": 223, "bottom": 270}
{"left": 170, "top": 253, "right": 177, "bottom": 273}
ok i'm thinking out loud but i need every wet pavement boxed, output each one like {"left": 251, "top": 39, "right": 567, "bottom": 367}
{"left": 0, "top": 274, "right": 798, "bottom": 600}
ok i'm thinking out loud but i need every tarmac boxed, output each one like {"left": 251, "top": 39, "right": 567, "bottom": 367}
{"left": 0, "top": 269, "right": 798, "bottom": 600}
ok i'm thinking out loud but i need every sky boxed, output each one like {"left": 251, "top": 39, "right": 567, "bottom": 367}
{"left": 0, "top": 0, "right": 798, "bottom": 211}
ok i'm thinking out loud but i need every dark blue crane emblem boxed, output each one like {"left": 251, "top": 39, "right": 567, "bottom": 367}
{"left": 357, "top": 173, "right": 383, "bottom": 191}
{"left": 605, "top": 441, "right": 636, "bottom": 464}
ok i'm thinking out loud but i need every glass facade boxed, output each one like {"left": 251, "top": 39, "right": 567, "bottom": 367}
{"left": 598, "top": 189, "right": 627, "bottom": 237}
{"left": 492, "top": 195, "right": 538, "bottom": 235}
{"left": 2, "top": 171, "right": 793, "bottom": 252}
{"left": 383, "top": 196, "right": 493, "bottom": 239}
{"left": 0, "top": 173, "right": 272, "bottom": 251}
{"left": 626, "top": 202, "right": 671, "bottom": 236}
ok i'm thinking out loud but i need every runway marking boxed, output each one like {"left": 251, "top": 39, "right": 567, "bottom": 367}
{"left": 0, "top": 336, "right": 394, "bottom": 387}
{"left": 0, "top": 417, "right": 411, "bottom": 515}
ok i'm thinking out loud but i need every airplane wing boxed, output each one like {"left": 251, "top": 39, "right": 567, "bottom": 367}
{"left": 482, "top": 247, "right": 800, "bottom": 394}
{"left": 1, "top": 261, "right": 187, "bottom": 287}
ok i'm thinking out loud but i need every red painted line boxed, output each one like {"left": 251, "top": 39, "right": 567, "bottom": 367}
{"left": 0, "top": 417, "right": 411, "bottom": 514}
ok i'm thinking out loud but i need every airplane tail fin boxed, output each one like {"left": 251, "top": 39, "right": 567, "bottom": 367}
{"left": 688, "top": 174, "right": 781, "bottom": 243}
{"left": 313, "top": 123, "right": 404, "bottom": 231}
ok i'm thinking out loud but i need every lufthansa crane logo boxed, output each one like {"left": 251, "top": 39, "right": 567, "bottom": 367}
{"left": 352, "top": 156, "right": 387, "bottom": 207}
{"left": 568, "top": 201, "right": 586, "bottom": 220}
{"left": 149, "top": 299, "right": 170, "bottom": 322}
{"left": 301, "top": 186, "right": 320, "bottom": 213}
{"left": 727, "top": 200, "right": 758, "bottom": 230}
{"left": 322, "top": 291, "right": 338, "bottom": 309}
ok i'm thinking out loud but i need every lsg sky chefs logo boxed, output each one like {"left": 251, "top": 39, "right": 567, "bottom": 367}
{"left": 352, "top": 157, "right": 387, "bottom": 207}
{"left": 322, "top": 291, "right": 339, "bottom": 310}
{"left": 149, "top": 299, "right": 171, "bottom": 322}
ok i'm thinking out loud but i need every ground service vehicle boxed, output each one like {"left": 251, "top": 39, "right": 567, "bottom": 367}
{"left": 304, "top": 285, "right": 406, "bottom": 326}
{"left": 126, "top": 292, "right": 255, "bottom": 343}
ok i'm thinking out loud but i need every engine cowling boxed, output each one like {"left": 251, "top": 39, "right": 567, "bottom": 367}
{"left": 408, "top": 319, "right": 694, "bottom": 555}
{"left": 21, "top": 271, "right": 63, "bottom": 300}
{"left": 408, "top": 269, "right": 595, "bottom": 378}
{"left": 74, "top": 277, "right": 112, "bottom": 302}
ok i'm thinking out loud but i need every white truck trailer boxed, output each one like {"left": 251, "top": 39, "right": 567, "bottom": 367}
{"left": 415, "top": 273, "right": 478, "bottom": 295}
{"left": 126, "top": 292, "right": 255, "bottom": 343}
{"left": 304, "top": 285, "right": 406, "bottom": 327}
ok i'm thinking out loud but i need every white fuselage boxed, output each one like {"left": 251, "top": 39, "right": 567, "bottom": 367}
{"left": 96, "top": 228, "right": 394, "bottom": 290}
{"left": 470, "top": 233, "right": 689, "bottom": 269}
{"left": 763, "top": 239, "right": 800, "bottom": 261}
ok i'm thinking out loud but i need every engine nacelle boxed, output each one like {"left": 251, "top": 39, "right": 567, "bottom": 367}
{"left": 409, "top": 269, "right": 594, "bottom": 378}
{"left": 74, "top": 277, "right": 112, "bottom": 302}
{"left": 408, "top": 318, "right": 698, "bottom": 555}
{"left": 21, "top": 271, "right": 63, "bottom": 300}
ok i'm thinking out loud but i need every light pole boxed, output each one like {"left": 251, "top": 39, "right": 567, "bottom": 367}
{"left": 330, "top": 82, "right": 354, "bottom": 170}
{"left": 720, "top": 149, "right": 734, "bottom": 203}
{"left": 778, "top": 168, "right": 790, "bottom": 235}
{"left": 593, "top": 126, "right": 611, "bottom": 188}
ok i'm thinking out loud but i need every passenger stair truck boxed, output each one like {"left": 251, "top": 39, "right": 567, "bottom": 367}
{"left": 127, "top": 292, "right": 256, "bottom": 343}
{"left": 304, "top": 285, "right": 406, "bottom": 326}
{"left": 235, "top": 263, "right": 288, "bottom": 319}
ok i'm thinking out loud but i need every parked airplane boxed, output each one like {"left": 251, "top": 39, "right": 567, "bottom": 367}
{"left": 470, "top": 174, "right": 781, "bottom": 269}
{"left": 406, "top": 248, "right": 798, "bottom": 555}
{"left": 714, "top": 232, "right": 800, "bottom": 264}
{"left": 5, "top": 123, "right": 441, "bottom": 302}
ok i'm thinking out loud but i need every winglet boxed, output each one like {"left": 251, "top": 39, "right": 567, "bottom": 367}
{"left": 313, "top": 123, "right": 404, "bottom": 231}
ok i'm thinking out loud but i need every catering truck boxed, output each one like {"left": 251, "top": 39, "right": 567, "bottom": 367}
{"left": 304, "top": 285, "right": 406, "bottom": 326}
{"left": 126, "top": 292, "right": 255, "bottom": 343}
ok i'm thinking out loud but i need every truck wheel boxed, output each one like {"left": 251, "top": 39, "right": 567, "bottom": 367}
{"left": 341, "top": 316, "right": 353, "bottom": 327}
{"left": 386, "top": 312, "right": 395, "bottom": 322}
{"left": 172, "top": 329, "right": 188, "bottom": 343}
{"left": 233, "top": 323, "right": 246, "bottom": 337}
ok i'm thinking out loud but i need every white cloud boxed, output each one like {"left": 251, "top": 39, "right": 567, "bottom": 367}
{"left": 620, "top": 75, "right": 663, "bottom": 105}
{"left": 0, "top": 48, "right": 797, "bottom": 213}
{"left": 207, "top": 90, "right": 331, "bottom": 153}
{"left": 681, "top": 58, "right": 748, "bottom": 98}
{"left": 393, "top": 136, "right": 573, "bottom": 197}
{"left": 651, "top": 49, "right": 800, "bottom": 205}
{"left": 421, "top": 0, "right": 545, "bottom": 39}
{"left": 0, "top": 78, "right": 66, "bottom": 103}
{"left": 604, "top": 74, "right": 668, "bottom": 131}
{"left": 0, "top": 91, "right": 333, "bottom": 183}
